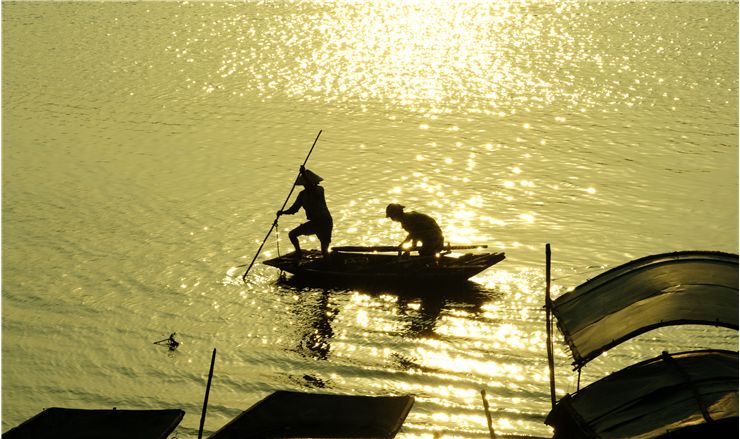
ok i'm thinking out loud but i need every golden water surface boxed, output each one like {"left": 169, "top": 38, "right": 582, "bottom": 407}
{"left": 2, "top": 1, "right": 738, "bottom": 437}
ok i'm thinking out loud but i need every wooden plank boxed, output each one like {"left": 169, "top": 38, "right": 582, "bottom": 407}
{"left": 332, "top": 245, "right": 488, "bottom": 253}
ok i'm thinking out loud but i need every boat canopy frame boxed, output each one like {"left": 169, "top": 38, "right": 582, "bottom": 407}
{"left": 543, "top": 247, "right": 739, "bottom": 437}
{"left": 548, "top": 250, "right": 738, "bottom": 370}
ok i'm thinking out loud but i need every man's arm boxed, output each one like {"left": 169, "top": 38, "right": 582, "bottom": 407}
{"left": 278, "top": 192, "right": 303, "bottom": 216}
{"left": 396, "top": 234, "right": 415, "bottom": 255}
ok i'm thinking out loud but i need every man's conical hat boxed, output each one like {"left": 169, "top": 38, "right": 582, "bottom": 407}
{"left": 296, "top": 169, "right": 323, "bottom": 186}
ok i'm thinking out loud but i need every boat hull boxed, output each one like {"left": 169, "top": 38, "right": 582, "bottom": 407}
{"left": 263, "top": 249, "right": 505, "bottom": 288}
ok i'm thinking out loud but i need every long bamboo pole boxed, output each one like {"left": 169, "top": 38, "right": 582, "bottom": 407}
{"left": 198, "top": 348, "right": 217, "bottom": 439}
{"left": 242, "top": 130, "right": 322, "bottom": 282}
{"left": 480, "top": 389, "right": 497, "bottom": 439}
{"left": 331, "top": 244, "right": 488, "bottom": 253}
{"left": 545, "top": 243, "right": 557, "bottom": 409}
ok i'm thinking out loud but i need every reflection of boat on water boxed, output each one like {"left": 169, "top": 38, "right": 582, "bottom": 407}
{"left": 263, "top": 245, "right": 505, "bottom": 288}
{"left": 544, "top": 248, "right": 738, "bottom": 438}
{"left": 277, "top": 267, "right": 497, "bottom": 300}
{"left": 280, "top": 272, "right": 500, "bottom": 363}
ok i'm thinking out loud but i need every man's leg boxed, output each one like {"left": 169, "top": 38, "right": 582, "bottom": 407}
{"left": 319, "top": 240, "right": 330, "bottom": 258}
{"left": 316, "top": 221, "right": 333, "bottom": 258}
{"left": 288, "top": 228, "right": 302, "bottom": 256}
{"left": 289, "top": 221, "right": 319, "bottom": 257}
{"left": 419, "top": 239, "right": 444, "bottom": 257}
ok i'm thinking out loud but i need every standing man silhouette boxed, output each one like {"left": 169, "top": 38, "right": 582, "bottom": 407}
{"left": 277, "top": 166, "right": 333, "bottom": 258}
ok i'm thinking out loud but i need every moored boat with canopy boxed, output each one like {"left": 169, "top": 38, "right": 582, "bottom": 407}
{"left": 543, "top": 248, "right": 739, "bottom": 439}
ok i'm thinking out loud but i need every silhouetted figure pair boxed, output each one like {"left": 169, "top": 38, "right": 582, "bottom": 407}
{"left": 278, "top": 168, "right": 444, "bottom": 259}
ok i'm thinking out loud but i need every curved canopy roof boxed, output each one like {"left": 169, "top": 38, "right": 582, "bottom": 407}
{"left": 551, "top": 251, "right": 738, "bottom": 368}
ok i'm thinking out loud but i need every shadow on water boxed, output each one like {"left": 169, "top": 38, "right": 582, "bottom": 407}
{"left": 271, "top": 275, "right": 509, "bottom": 394}
{"left": 266, "top": 285, "right": 338, "bottom": 390}
{"left": 276, "top": 273, "right": 503, "bottom": 351}
{"left": 273, "top": 281, "right": 340, "bottom": 389}
{"left": 276, "top": 272, "right": 497, "bottom": 302}
{"left": 289, "top": 289, "right": 337, "bottom": 362}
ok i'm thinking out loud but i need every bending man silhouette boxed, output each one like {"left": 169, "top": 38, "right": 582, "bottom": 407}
{"left": 278, "top": 167, "right": 333, "bottom": 258}
{"left": 385, "top": 203, "right": 444, "bottom": 256}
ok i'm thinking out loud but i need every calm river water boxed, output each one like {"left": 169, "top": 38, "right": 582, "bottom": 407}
{"left": 2, "top": 1, "right": 738, "bottom": 437}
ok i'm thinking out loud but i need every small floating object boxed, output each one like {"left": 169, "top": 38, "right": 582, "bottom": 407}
{"left": 153, "top": 333, "right": 179, "bottom": 350}
{"left": 302, "top": 374, "right": 326, "bottom": 388}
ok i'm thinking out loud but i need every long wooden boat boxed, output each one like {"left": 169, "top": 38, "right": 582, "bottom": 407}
{"left": 543, "top": 249, "right": 739, "bottom": 438}
{"left": 209, "top": 391, "right": 414, "bottom": 438}
{"left": 262, "top": 245, "right": 505, "bottom": 287}
{"left": 4, "top": 408, "right": 185, "bottom": 439}
{"left": 5, "top": 392, "right": 414, "bottom": 439}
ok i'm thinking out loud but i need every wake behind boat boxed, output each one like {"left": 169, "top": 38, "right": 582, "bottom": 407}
{"left": 262, "top": 245, "right": 505, "bottom": 287}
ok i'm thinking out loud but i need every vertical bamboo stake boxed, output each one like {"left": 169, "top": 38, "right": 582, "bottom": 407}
{"left": 198, "top": 348, "right": 217, "bottom": 439}
{"left": 545, "top": 244, "right": 557, "bottom": 409}
{"left": 480, "top": 389, "right": 497, "bottom": 439}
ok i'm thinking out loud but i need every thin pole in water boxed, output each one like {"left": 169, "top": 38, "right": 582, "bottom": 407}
{"left": 242, "top": 130, "right": 323, "bottom": 282}
{"left": 198, "top": 348, "right": 217, "bottom": 439}
{"left": 480, "top": 389, "right": 497, "bottom": 439}
{"left": 545, "top": 243, "right": 557, "bottom": 409}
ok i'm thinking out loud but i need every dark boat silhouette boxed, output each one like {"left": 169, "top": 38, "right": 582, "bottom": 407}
{"left": 262, "top": 244, "right": 505, "bottom": 288}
